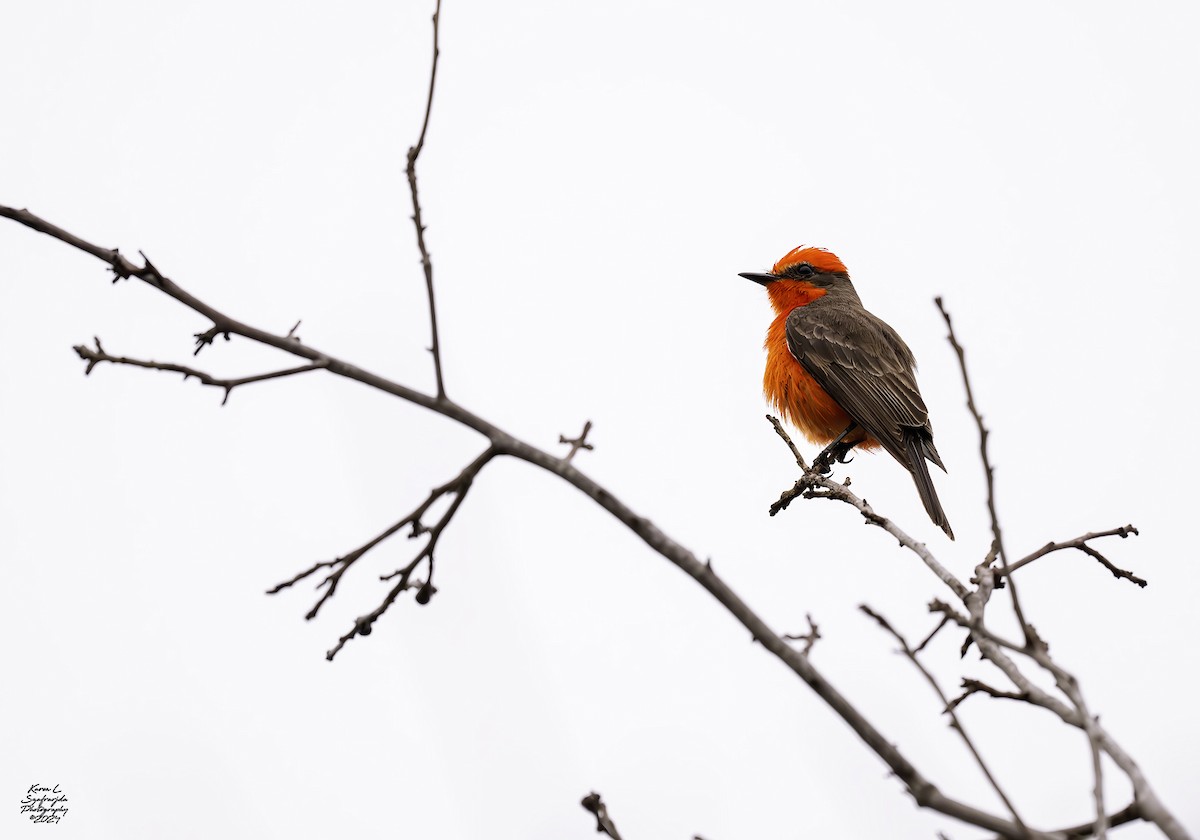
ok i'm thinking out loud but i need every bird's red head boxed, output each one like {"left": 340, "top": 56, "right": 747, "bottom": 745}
{"left": 771, "top": 245, "right": 848, "bottom": 276}
{"left": 739, "top": 246, "right": 851, "bottom": 315}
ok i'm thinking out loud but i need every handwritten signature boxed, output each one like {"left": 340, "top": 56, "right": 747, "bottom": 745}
{"left": 20, "top": 784, "right": 68, "bottom": 824}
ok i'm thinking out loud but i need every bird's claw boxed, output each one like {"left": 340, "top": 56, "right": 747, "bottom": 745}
{"left": 812, "top": 441, "right": 855, "bottom": 475}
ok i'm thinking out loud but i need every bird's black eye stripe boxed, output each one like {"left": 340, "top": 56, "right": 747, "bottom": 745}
{"left": 789, "top": 262, "right": 815, "bottom": 278}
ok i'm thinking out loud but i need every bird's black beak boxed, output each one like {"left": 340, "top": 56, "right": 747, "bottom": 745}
{"left": 739, "top": 272, "right": 777, "bottom": 287}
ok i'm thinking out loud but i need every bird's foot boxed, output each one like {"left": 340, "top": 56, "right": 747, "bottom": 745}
{"left": 811, "top": 440, "right": 856, "bottom": 475}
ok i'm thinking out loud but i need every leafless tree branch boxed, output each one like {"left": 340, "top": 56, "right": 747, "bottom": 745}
{"left": 558, "top": 420, "right": 595, "bottom": 463}
{"left": 934, "top": 296, "right": 1033, "bottom": 642}
{"left": 73, "top": 337, "right": 327, "bottom": 405}
{"left": 926, "top": 598, "right": 1024, "bottom": 657}
{"left": 933, "top": 300, "right": 1154, "bottom": 839}
{"left": 1003, "top": 526, "right": 1145, "bottom": 586}
{"left": 266, "top": 446, "right": 494, "bottom": 658}
{"left": 946, "top": 678, "right": 1032, "bottom": 713}
{"left": 914, "top": 615, "right": 952, "bottom": 654}
{"left": 860, "top": 605, "right": 1027, "bottom": 830}
{"left": 406, "top": 0, "right": 446, "bottom": 400}
{"left": 782, "top": 612, "right": 821, "bottom": 655}
{"left": 1049, "top": 801, "right": 1142, "bottom": 838}
{"left": 768, "top": 417, "right": 971, "bottom": 602}
{"left": 1086, "top": 722, "right": 1110, "bottom": 839}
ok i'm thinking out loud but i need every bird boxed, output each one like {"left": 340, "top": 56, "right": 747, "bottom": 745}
{"left": 740, "top": 246, "right": 954, "bottom": 539}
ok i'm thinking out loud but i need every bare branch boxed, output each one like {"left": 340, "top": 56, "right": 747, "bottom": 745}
{"left": 768, "top": 414, "right": 809, "bottom": 470}
{"left": 1004, "top": 526, "right": 1145, "bottom": 587}
{"left": 266, "top": 446, "right": 495, "bottom": 657}
{"left": 2, "top": 206, "right": 456, "bottom": 417}
{"left": 782, "top": 613, "right": 821, "bottom": 655}
{"left": 927, "top": 304, "right": 1144, "bottom": 835}
{"left": 73, "top": 338, "right": 327, "bottom": 405}
{"left": 580, "top": 792, "right": 624, "bottom": 840}
{"left": 934, "top": 297, "right": 1032, "bottom": 641}
{"left": 1049, "top": 801, "right": 1142, "bottom": 838}
{"left": 927, "top": 599, "right": 1025, "bottom": 657}
{"left": 321, "top": 446, "right": 491, "bottom": 659}
{"left": 960, "top": 561, "right": 1187, "bottom": 839}
{"left": 406, "top": 0, "right": 446, "bottom": 400}
{"left": 768, "top": 418, "right": 972, "bottom": 602}
{"left": 558, "top": 420, "right": 595, "bottom": 463}
{"left": 768, "top": 413, "right": 1133, "bottom": 836}
{"left": 1087, "top": 716, "right": 1109, "bottom": 839}
{"left": 860, "top": 605, "right": 1027, "bottom": 830}
{"left": 0, "top": 205, "right": 134, "bottom": 269}
{"left": 193, "top": 323, "right": 231, "bottom": 356}
{"left": 1015, "top": 623, "right": 1112, "bottom": 839}
{"left": 946, "top": 679, "right": 1031, "bottom": 713}
{"left": 325, "top": 571, "right": 424, "bottom": 661}
{"left": 914, "top": 615, "right": 952, "bottom": 654}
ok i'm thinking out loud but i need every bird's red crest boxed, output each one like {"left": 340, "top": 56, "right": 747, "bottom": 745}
{"left": 772, "top": 246, "right": 848, "bottom": 276}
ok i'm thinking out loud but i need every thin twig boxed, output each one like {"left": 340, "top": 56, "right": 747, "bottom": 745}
{"left": 406, "top": 0, "right": 446, "bottom": 400}
{"left": 1003, "top": 525, "right": 1145, "bottom": 586}
{"left": 74, "top": 338, "right": 327, "bottom": 405}
{"left": 266, "top": 446, "right": 494, "bottom": 656}
{"left": 1050, "top": 801, "right": 1142, "bottom": 838}
{"left": 1086, "top": 714, "right": 1109, "bottom": 840}
{"left": 767, "top": 417, "right": 971, "bottom": 602}
{"left": 860, "top": 605, "right": 1027, "bottom": 831}
{"left": 952, "top": 580, "right": 1083, "bottom": 725}
{"left": 769, "top": 413, "right": 809, "bottom": 469}
{"left": 946, "top": 679, "right": 1031, "bottom": 713}
{"left": 914, "top": 616, "right": 952, "bottom": 654}
{"left": 325, "top": 570, "right": 423, "bottom": 661}
{"left": 321, "top": 446, "right": 491, "bottom": 659}
{"left": 558, "top": 420, "right": 594, "bottom": 463}
{"left": 1019, "top": 623, "right": 1110, "bottom": 840}
{"left": 934, "top": 298, "right": 1032, "bottom": 641}
{"left": 782, "top": 613, "right": 821, "bottom": 655}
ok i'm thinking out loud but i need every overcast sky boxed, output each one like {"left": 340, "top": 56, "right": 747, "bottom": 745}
{"left": 3, "top": 2, "right": 1198, "bottom": 838}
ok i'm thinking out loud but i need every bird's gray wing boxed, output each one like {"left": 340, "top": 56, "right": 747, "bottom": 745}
{"left": 785, "top": 303, "right": 940, "bottom": 469}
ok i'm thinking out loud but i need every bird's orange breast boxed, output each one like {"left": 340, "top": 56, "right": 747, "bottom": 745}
{"left": 764, "top": 310, "right": 880, "bottom": 450}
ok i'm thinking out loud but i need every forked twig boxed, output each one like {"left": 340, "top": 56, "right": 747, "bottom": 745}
{"left": 782, "top": 613, "right": 822, "bottom": 655}
{"left": 268, "top": 446, "right": 495, "bottom": 658}
{"left": 559, "top": 420, "right": 595, "bottom": 463}
{"left": 1003, "top": 526, "right": 1144, "bottom": 587}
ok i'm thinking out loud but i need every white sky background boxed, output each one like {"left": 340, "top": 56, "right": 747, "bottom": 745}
{"left": 2, "top": 1, "right": 1198, "bottom": 837}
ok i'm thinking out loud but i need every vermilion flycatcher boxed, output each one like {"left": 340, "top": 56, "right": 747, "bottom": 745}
{"left": 741, "top": 246, "right": 953, "bottom": 539}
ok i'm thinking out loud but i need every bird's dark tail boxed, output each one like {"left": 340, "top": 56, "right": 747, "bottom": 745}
{"left": 905, "top": 434, "right": 954, "bottom": 540}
